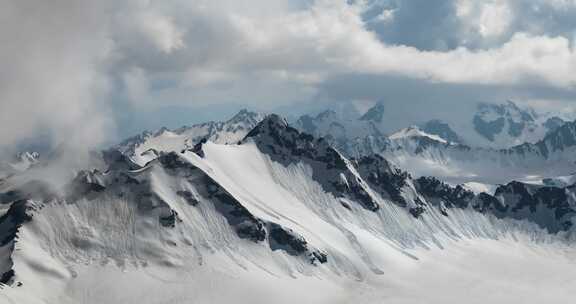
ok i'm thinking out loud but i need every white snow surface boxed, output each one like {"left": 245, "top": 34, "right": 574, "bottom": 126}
{"left": 389, "top": 126, "right": 449, "bottom": 144}
{"left": 118, "top": 110, "right": 264, "bottom": 166}
{"left": 0, "top": 152, "right": 39, "bottom": 179}
{"left": 2, "top": 142, "right": 576, "bottom": 303}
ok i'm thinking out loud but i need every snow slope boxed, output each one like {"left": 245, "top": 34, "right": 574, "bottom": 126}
{"left": 0, "top": 152, "right": 39, "bottom": 180}
{"left": 389, "top": 126, "right": 449, "bottom": 144}
{"left": 293, "top": 101, "right": 576, "bottom": 186}
{"left": 117, "top": 109, "right": 264, "bottom": 166}
{"left": 1, "top": 115, "right": 576, "bottom": 303}
{"left": 379, "top": 117, "right": 576, "bottom": 186}
{"left": 469, "top": 100, "right": 566, "bottom": 148}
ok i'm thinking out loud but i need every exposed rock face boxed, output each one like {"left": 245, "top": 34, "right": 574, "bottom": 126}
{"left": 544, "top": 117, "right": 566, "bottom": 135}
{"left": 378, "top": 117, "right": 576, "bottom": 185}
{"left": 191, "top": 138, "right": 208, "bottom": 158}
{"left": 267, "top": 223, "right": 327, "bottom": 264}
{"left": 202, "top": 173, "right": 266, "bottom": 242}
{"left": 415, "top": 176, "right": 475, "bottom": 210}
{"left": 0, "top": 200, "right": 33, "bottom": 284}
{"left": 116, "top": 109, "right": 264, "bottom": 165}
{"left": 176, "top": 190, "right": 199, "bottom": 206}
{"left": 244, "top": 115, "right": 380, "bottom": 212}
{"left": 414, "top": 176, "right": 576, "bottom": 233}
{"left": 491, "top": 182, "right": 576, "bottom": 233}
{"left": 243, "top": 114, "right": 576, "bottom": 228}
{"left": 355, "top": 155, "right": 426, "bottom": 216}
{"left": 152, "top": 152, "right": 266, "bottom": 241}
{"left": 472, "top": 192, "right": 508, "bottom": 214}
{"left": 473, "top": 101, "right": 533, "bottom": 142}
{"left": 154, "top": 152, "right": 327, "bottom": 260}
{"left": 246, "top": 115, "right": 467, "bottom": 218}
{"left": 420, "top": 120, "right": 463, "bottom": 144}
{"left": 5, "top": 108, "right": 576, "bottom": 295}
{"left": 472, "top": 101, "right": 565, "bottom": 146}
{"left": 66, "top": 170, "right": 107, "bottom": 201}
{"left": 294, "top": 108, "right": 390, "bottom": 158}
{"left": 359, "top": 103, "right": 385, "bottom": 123}
{"left": 102, "top": 149, "right": 141, "bottom": 171}
{"left": 159, "top": 209, "right": 179, "bottom": 228}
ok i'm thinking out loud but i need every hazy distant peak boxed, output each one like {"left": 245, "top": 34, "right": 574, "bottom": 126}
{"left": 359, "top": 102, "right": 385, "bottom": 123}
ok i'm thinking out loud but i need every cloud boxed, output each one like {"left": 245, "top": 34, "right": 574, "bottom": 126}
{"left": 103, "top": 0, "right": 576, "bottom": 113}
{"left": 316, "top": 73, "right": 576, "bottom": 128}
{"left": 461, "top": 0, "right": 513, "bottom": 38}
{"left": 1, "top": 0, "right": 575, "bottom": 152}
{"left": 0, "top": 0, "right": 114, "bottom": 159}
{"left": 362, "top": 0, "right": 576, "bottom": 50}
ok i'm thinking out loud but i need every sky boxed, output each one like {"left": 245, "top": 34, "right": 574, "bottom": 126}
{"left": 1, "top": 0, "right": 576, "bottom": 153}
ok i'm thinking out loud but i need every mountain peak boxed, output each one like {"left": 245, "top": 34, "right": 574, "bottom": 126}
{"left": 116, "top": 110, "right": 264, "bottom": 166}
{"left": 14, "top": 151, "right": 40, "bottom": 164}
{"left": 227, "top": 109, "right": 263, "bottom": 124}
{"left": 420, "top": 119, "right": 462, "bottom": 144}
{"left": 359, "top": 102, "right": 385, "bottom": 123}
{"left": 389, "top": 125, "right": 449, "bottom": 144}
{"left": 474, "top": 101, "right": 539, "bottom": 143}
{"left": 244, "top": 114, "right": 290, "bottom": 140}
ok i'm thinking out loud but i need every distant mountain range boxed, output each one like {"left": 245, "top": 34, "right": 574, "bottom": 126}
{"left": 2, "top": 101, "right": 576, "bottom": 303}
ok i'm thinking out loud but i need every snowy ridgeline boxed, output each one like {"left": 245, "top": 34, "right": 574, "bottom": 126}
{"left": 113, "top": 104, "right": 576, "bottom": 187}
{"left": 1, "top": 115, "right": 576, "bottom": 303}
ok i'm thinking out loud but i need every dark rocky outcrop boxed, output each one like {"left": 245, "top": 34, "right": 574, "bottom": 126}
{"left": 415, "top": 176, "right": 475, "bottom": 210}
{"left": 268, "top": 223, "right": 327, "bottom": 264}
{"left": 473, "top": 101, "right": 536, "bottom": 142}
{"left": 203, "top": 176, "right": 266, "bottom": 242}
{"left": 492, "top": 181, "right": 576, "bottom": 232}
{"left": 66, "top": 171, "right": 106, "bottom": 202}
{"left": 156, "top": 152, "right": 266, "bottom": 242}
{"left": 159, "top": 209, "right": 179, "bottom": 228}
{"left": 420, "top": 120, "right": 462, "bottom": 144}
{"left": 244, "top": 115, "right": 380, "bottom": 212}
{"left": 176, "top": 190, "right": 199, "bottom": 206}
{"left": 190, "top": 138, "right": 208, "bottom": 158}
{"left": 355, "top": 155, "right": 410, "bottom": 208}
{"left": 472, "top": 192, "right": 507, "bottom": 213}
{"left": 0, "top": 200, "right": 33, "bottom": 284}
{"left": 102, "top": 149, "right": 141, "bottom": 171}
{"left": 474, "top": 115, "right": 505, "bottom": 142}
{"left": 359, "top": 103, "right": 385, "bottom": 123}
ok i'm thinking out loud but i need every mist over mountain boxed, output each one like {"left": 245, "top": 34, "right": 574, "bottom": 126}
{"left": 2, "top": 101, "right": 576, "bottom": 303}
{"left": 3, "top": 0, "right": 576, "bottom": 303}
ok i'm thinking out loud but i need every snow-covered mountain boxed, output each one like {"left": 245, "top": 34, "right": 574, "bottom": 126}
{"left": 419, "top": 119, "right": 463, "bottom": 144}
{"left": 470, "top": 100, "right": 565, "bottom": 147}
{"left": 290, "top": 101, "right": 576, "bottom": 186}
{"left": 389, "top": 126, "right": 453, "bottom": 144}
{"left": 0, "top": 152, "right": 40, "bottom": 180}
{"left": 295, "top": 100, "right": 569, "bottom": 153}
{"left": 2, "top": 115, "right": 576, "bottom": 303}
{"left": 117, "top": 109, "right": 264, "bottom": 166}
{"left": 380, "top": 118, "right": 576, "bottom": 185}
{"left": 295, "top": 107, "right": 389, "bottom": 157}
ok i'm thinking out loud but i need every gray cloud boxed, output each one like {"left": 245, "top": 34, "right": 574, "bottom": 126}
{"left": 363, "top": 0, "right": 462, "bottom": 50}
{"left": 315, "top": 73, "right": 576, "bottom": 131}
{"left": 108, "top": 0, "right": 576, "bottom": 113}
{"left": 362, "top": 0, "right": 576, "bottom": 50}
{"left": 1, "top": 0, "right": 575, "bottom": 153}
{"left": 0, "top": 0, "right": 115, "bottom": 160}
